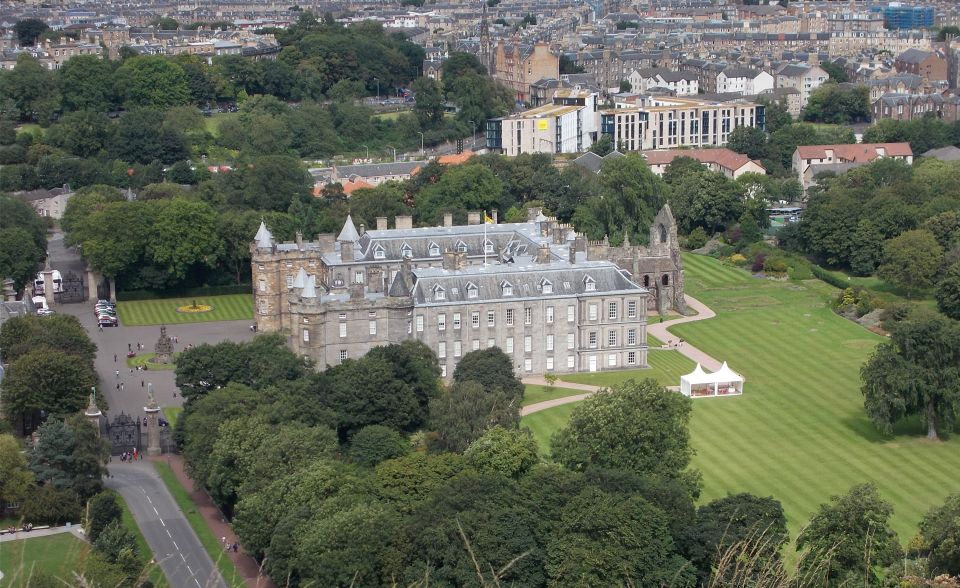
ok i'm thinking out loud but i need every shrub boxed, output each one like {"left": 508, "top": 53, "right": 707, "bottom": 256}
{"left": 347, "top": 425, "right": 410, "bottom": 467}
{"left": 880, "top": 302, "right": 912, "bottom": 331}
{"left": 751, "top": 253, "right": 768, "bottom": 272}
{"left": 21, "top": 486, "right": 82, "bottom": 525}
{"left": 87, "top": 491, "right": 123, "bottom": 542}
{"left": 763, "top": 256, "right": 789, "bottom": 275}
{"left": 683, "top": 227, "right": 709, "bottom": 250}
{"left": 116, "top": 283, "right": 251, "bottom": 301}
{"left": 713, "top": 244, "right": 736, "bottom": 259}
{"left": 811, "top": 265, "right": 850, "bottom": 289}
{"left": 729, "top": 253, "right": 748, "bottom": 266}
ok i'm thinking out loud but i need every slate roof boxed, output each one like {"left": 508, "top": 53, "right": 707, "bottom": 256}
{"left": 410, "top": 261, "right": 643, "bottom": 306}
{"left": 777, "top": 64, "right": 810, "bottom": 78}
{"left": 333, "top": 161, "right": 424, "bottom": 179}
{"left": 572, "top": 151, "right": 625, "bottom": 174}
{"left": 922, "top": 146, "right": 960, "bottom": 162}
{"left": 896, "top": 48, "right": 933, "bottom": 65}
{"left": 795, "top": 143, "right": 913, "bottom": 161}
{"left": 642, "top": 148, "right": 764, "bottom": 174}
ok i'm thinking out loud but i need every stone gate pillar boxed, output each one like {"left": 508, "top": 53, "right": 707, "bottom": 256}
{"left": 84, "top": 390, "right": 101, "bottom": 437}
{"left": 86, "top": 268, "right": 100, "bottom": 300}
{"left": 144, "top": 384, "right": 162, "bottom": 456}
{"left": 41, "top": 270, "right": 55, "bottom": 307}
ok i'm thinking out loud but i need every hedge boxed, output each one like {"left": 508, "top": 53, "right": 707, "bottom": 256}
{"left": 810, "top": 265, "right": 850, "bottom": 290}
{"left": 116, "top": 283, "right": 252, "bottom": 301}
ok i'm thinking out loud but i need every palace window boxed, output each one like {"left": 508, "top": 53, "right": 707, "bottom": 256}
{"left": 416, "top": 315, "right": 424, "bottom": 332}
{"left": 501, "top": 281, "right": 513, "bottom": 296}
{"left": 339, "top": 323, "right": 347, "bottom": 338}
{"left": 546, "top": 334, "right": 554, "bottom": 351}
{"left": 339, "top": 350, "right": 348, "bottom": 362}
{"left": 524, "top": 336, "right": 532, "bottom": 352}
{"left": 466, "top": 283, "right": 478, "bottom": 299}
{"left": 608, "top": 330, "right": 617, "bottom": 347}
{"left": 567, "top": 305, "right": 575, "bottom": 322}
{"left": 546, "top": 306, "right": 554, "bottom": 323}
{"left": 429, "top": 242, "right": 440, "bottom": 256}
{"left": 454, "top": 341, "right": 462, "bottom": 357}
{"left": 584, "top": 276, "right": 596, "bottom": 291}
{"left": 540, "top": 278, "right": 553, "bottom": 294}
{"left": 487, "top": 311, "right": 495, "bottom": 327}
{"left": 453, "top": 313, "right": 461, "bottom": 329}
{"left": 608, "top": 302, "right": 617, "bottom": 320}
{"left": 588, "top": 304, "right": 598, "bottom": 321}
{"left": 627, "top": 300, "right": 637, "bottom": 318}
{"left": 471, "top": 312, "right": 480, "bottom": 328}
{"left": 506, "top": 337, "right": 514, "bottom": 353}
{"left": 506, "top": 308, "right": 514, "bottom": 326}
{"left": 438, "top": 314, "right": 446, "bottom": 331}
{"left": 302, "top": 329, "right": 309, "bottom": 343}
{"left": 627, "top": 329, "right": 637, "bottom": 346}
{"left": 438, "top": 342, "right": 446, "bottom": 358}
{"left": 434, "top": 285, "right": 446, "bottom": 301}
{"left": 374, "top": 244, "right": 386, "bottom": 259}
{"left": 524, "top": 308, "right": 533, "bottom": 325}
{"left": 369, "top": 321, "right": 377, "bottom": 335}
{"left": 400, "top": 243, "right": 412, "bottom": 257}
{"left": 456, "top": 240, "right": 468, "bottom": 253}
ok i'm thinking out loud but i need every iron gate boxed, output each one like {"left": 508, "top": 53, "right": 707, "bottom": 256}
{"left": 56, "top": 271, "right": 85, "bottom": 303}
{"left": 96, "top": 277, "right": 111, "bottom": 302}
{"left": 106, "top": 412, "right": 142, "bottom": 456}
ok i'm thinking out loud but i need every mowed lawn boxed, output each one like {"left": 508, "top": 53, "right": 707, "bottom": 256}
{"left": 559, "top": 349, "right": 696, "bottom": 388}
{"left": 522, "top": 253, "right": 960, "bottom": 546}
{"left": 116, "top": 294, "right": 253, "bottom": 326}
{"left": 0, "top": 533, "right": 89, "bottom": 585}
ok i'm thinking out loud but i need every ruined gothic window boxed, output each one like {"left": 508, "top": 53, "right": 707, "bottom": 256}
{"left": 659, "top": 224, "right": 668, "bottom": 243}
{"left": 662, "top": 274, "right": 670, "bottom": 286}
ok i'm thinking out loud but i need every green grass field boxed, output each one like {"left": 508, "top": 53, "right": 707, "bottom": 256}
{"left": 0, "top": 533, "right": 89, "bottom": 585}
{"left": 522, "top": 385, "right": 586, "bottom": 407}
{"left": 559, "top": 349, "right": 696, "bottom": 388}
{"left": 203, "top": 112, "right": 237, "bottom": 138}
{"left": 153, "top": 462, "right": 245, "bottom": 588}
{"left": 116, "top": 294, "right": 253, "bottom": 326}
{"left": 127, "top": 352, "right": 180, "bottom": 371}
{"left": 522, "top": 253, "right": 960, "bottom": 547}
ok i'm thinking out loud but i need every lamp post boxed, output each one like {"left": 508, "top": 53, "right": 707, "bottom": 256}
{"left": 385, "top": 145, "right": 397, "bottom": 162}
{"left": 418, "top": 131, "right": 425, "bottom": 156}
{"left": 468, "top": 120, "right": 478, "bottom": 148}
{"left": 361, "top": 144, "right": 370, "bottom": 160}
{"left": 373, "top": 77, "right": 380, "bottom": 102}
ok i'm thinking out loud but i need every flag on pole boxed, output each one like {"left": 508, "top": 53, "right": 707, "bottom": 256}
{"left": 484, "top": 212, "right": 495, "bottom": 224}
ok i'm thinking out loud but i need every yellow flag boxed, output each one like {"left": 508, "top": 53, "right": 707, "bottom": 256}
{"left": 484, "top": 213, "right": 494, "bottom": 224}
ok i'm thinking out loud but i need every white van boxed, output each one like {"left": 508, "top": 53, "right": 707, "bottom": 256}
{"left": 33, "top": 271, "right": 63, "bottom": 294}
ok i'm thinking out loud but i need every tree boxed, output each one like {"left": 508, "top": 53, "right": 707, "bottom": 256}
{"left": 14, "top": 19, "right": 48, "bottom": 46}
{"left": 849, "top": 219, "right": 885, "bottom": 276}
{"left": 3, "top": 53, "right": 60, "bottom": 123}
{"left": 619, "top": 79, "right": 632, "bottom": 93}
{"left": 559, "top": 54, "right": 585, "bottom": 74}
{"left": 86, "top": 491, "right": 123, "bottom": 542}
{"left": 936, "top": 261, "right": 960, "bottom": 320}
{"left": 726, "top": 125, "right": 768, "bottom": 160}
{"left": 691, "top": 493, "right": 788, "bottom": 585}
{"left": 796, "top": 483, "right": 901, "bottom": 586}
{"left": 463, "top": 425, "right": 539, "bottom": 479}
{"left": 145, "top": 198, "right": 223, "bottom": 279}
{"left": 2, "top": 349, "right": 97, "bottom": 433}
{"left": 29, "top": 416, "right": 109, "bottom": 500}
{"left": 877, "top": 229, "right": 943, "bottom": 297}
{"left": 58, "top": 56, "right": 115, "bottom": 112}
{"left": 373, "top": 452, "right": 466, "bottom": 515}
{"left": 938, "top": 26, "right": 960, "bottom": 41}
{"left": 0, "top": 314, "right": 96, "bottom": 364}
{"left": 590, "top": 134, "right": 613, "bottom": 156}
{"left": 113, "top": 56, "right": 191, "bottom": 109}
{"left": 918, "top": 493, "right": 960, "bottom": 576}
{"left": 669, "top": 168, "right": 742, "bottom": 234}
{"left": 545, "top": 487, "right": 692, "bottom": 587}
{"left": 861, "top": 311, "right": 960, "bottom": 440}
{"left": 347, "top": 425, "right": 410, "bottom": 467}
{"left": 803, "top": 84, "right": 870, "bottom": 124}
{"left": 46, "top": 110, "right": 111, "bottom": 157}
{"left": 93, "top": 520, "right": 141, "bottom": 575}
{"left": 411, "top": 76, "right": 443, "bottom": 129}
{"left": 428, "top": 380, "right": 521, "bottom": 452}
{"left": 759, "top": 98, "right": 792, "bottom": 134}
{"left": 0, "top": 227, "right": 44, "bottom": 292}
{"left": 20, "top": 485, "right": 81, "bottom": 525}
{"left": 820, "top": 60, "right": 849, "bottom": 83}
{"left": 0, "top": 434, "right": 34, "bottom": 510}
{"left": 551, "top": 379, "right": 697, "bottom": 490}
{"left": 414, "top": 163, "right": 505, "bottom": 224}
{"left": 452, "top": 347, "right": 523, "bottom": 402}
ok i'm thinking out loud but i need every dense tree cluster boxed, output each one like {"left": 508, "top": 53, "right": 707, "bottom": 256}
{"left": 0, "top": 314, "right": 99, "bottom": 434}
{"left": 789, "top": 158, "right": 960, "bottom": 295}
{"left": 0, "top": 192, "right": 47, "bottom": 290}
{"left": 803, "top": 83, "right": 870, "bottom": 124}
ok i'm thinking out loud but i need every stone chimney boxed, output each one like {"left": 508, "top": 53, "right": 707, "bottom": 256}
{"left": 295, "top": 231, "right": 303, "bottom": 249}
{"left": 396, "top": 215, "right": 413, "bottom": 230}
{"left": 443, "top": 212, "right": 453, "bottom": 227}
{"left": 527, "top": 207, "right": 542, "bottom": 222}
{"left": 569, "top": 245, "right": 576, "bottom": 264}
{"left": 492, "top": 209, "right": 498, "bottom": 223}
{"left": 536, "top": 243, "right": 552, "bottom": 264}
{"left": 467, "top": 211, "right": 481, "bottom": 225}
{"left": 552, "top": 226, "right": 566, "bottom": 245}
{"left": 359, "top": 223, "right": 365, "bottom": 236}
{"left": 376, "top": 217, "right": 388, "bottom": 231}
{"left": 442, "top": 249, "right": 466, "bottom": 271}
{"left": 348, "top": 282, "right": 364, "bottom": 300}
{"left": 341, "top": 242, "right": 354, "bottom": 262}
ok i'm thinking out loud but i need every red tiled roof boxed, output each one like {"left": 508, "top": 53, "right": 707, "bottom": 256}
{"left": 795, "top": 143, "right": 913, "bottom": 162}
{"left": 641, "top": 148, "right": 764, "bottom": 173}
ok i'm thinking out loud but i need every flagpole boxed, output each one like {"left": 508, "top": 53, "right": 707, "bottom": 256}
{"left": 483, "top": 211, "right": 488, "bottom": 266}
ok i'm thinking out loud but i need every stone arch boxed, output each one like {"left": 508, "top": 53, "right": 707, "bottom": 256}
{"left": 659, "top": 224, "right": 668, "bottom": 243}
{"left": 643, "top": 275, "right": 650, "bottom": 287}
{"left": 662, "top": 274, "right": 670, "bottom": 286}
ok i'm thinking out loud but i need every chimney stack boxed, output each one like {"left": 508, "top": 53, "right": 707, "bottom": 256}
{"left": 467, "top": 211, "right": 481, "bottom": 225}
{"left": 569, "top": 245, "right": 576, "bottom": 264}
{"left": 536, "top": 243, "right": 552, "bottom": 264}
{"left": 444, "top": 212, "right": 453, "bottom": 227}
{"left": 348, "top": 282, "right": 364, "bottom": 300}
{"left": 442, "top": 249, "right": 467, "bottom": 271}
{"left": 341, "top": 242, "right": 354, "bottom": 262}
{"left": 376, "top": 217, "right": 388, "bottom": 231}
{"left": 295, "top": 231, "right": 303, "bottom": 249}
{"left": 359, "top": 223, "right": 365, "bottom": 236}
{"left": 396, "top": 215, "right": 413, "bottom": 230}
{"left": 492, "top": 209, "right": 498, "bottom": 223}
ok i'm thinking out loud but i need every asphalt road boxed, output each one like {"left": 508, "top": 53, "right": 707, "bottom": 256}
{"left": 107, "top": 461, "right": 228, "bottom": 588}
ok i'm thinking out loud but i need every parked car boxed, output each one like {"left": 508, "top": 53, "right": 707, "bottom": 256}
{"left": 98, "top": 315, "right": 118, "bottom": 327}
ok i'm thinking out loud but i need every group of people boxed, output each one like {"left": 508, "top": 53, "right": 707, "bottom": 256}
{"left": 120, "top": 448, "right": 141, "bottom": 462}
{"left": 221, "top": 537, "right": 239, "bottom": 553}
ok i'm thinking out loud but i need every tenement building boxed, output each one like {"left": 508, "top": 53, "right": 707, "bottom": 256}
{"left": 251, "top": 207, "right": 686, "bottom": 376}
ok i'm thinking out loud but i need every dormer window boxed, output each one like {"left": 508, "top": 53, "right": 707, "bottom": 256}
{"left": 429, "top": 242, "right": 440, "bottom": 256}
{"left": 400, "top": 242, "right": 413, "bottom": 258}
{"left": 501, "top": 281, "right": 513, "bottom": 296}
{"left": 433, "top": 285, "right": 446, "bottom": 301}
{"left": 484, "top": 239, "right": 495, "bottom": 254}
{"left": 466, "top": 282, "right": 478, "bottom": 299}
{"left": 373, "top": 244, "right": 385, "bottom": 259}
{"left": 584, "top": 276, "right": 596, "bottom": 292}
{"left": 456, "top": 240, "right": 468, "bottom": 253}
{"left": 540, "top": 278, "right": 553, "bottom": 294}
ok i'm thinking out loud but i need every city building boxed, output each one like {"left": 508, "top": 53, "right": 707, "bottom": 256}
{"left": 486, "top": 89, "right": 600, "bottom": 155}
{"left": 793, "top": 142, "right": 914, "bottom": 192}
{"left": 716, "top": 67, "right": 774, "bottom": 96}
{"left": 879, "top": 5, "right": 934, "bottom": 30}
{"left": 871, "top": 93, "right": 960, "bottom": 122}
{"left": 251, "top": 207, "right": 687, "bottom": 376}
{"left": 599, "top": 96, "right": 766, "bottom": 152}
{"left": 776, "top": 63, "right": 830, "bottom": 109}
{"left": 894, "top": 48, "right": 949, "bottom": 83}
{"left": 491, "top": 41, "right": 559, "bottom": 104}
{"left": 642, "top": 149, "right": 767, "bottom": 179}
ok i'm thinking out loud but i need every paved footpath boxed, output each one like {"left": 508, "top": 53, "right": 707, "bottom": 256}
{"left": 521, "top": 294, "right": 719, "bottom": 416}
{"left": 0, "top": 525, "right": 85, "bottom": 543}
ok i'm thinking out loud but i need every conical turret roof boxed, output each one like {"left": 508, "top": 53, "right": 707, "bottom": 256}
{"left": 337, "top": 214, "right": 360, "bottom": 243}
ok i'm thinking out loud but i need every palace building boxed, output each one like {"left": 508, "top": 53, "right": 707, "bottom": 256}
{"left": 251, "top": 207, "right": 685, "bottom": 376}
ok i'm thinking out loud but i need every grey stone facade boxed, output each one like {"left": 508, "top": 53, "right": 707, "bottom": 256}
{"left": 251, "top": 207, "right": 686, "bottom": 377}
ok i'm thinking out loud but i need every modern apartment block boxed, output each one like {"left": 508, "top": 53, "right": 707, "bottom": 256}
{"left": 251, "top": 207, "right": 687, "bottom": 377}
{"left": 486, "top": 89, "right": 600, "bottom": 155}
{"left": 598, "top": 96, "right": 765, "bottom": 152}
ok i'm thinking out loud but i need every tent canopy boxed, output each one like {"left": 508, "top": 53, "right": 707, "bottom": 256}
{"left": 680, "top": 362, "right": 744, "bottom": 397}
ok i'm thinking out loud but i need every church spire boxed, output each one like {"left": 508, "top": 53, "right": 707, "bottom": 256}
{"left": 480, "top": 0, "right": 493, "bottom": 75}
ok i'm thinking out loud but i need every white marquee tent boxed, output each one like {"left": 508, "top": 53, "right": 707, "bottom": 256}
{"left": 680, "top": 362, "right": 744, "bottom": 398}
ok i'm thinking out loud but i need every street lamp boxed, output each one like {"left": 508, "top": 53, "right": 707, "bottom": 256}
{"left": 417, "top": 132, "right": 425, "bottom": 156}
{"left": 468, "top": 120, "right": 478, "bottom": 149}
{"left": 385, "top": 145, "right": 397, "bottom": 162}
{"left": 361, "top": 144, "right": 370, "bottom": 160}
{"left": 373, "top": 77, "right": 380, "bottom": 102}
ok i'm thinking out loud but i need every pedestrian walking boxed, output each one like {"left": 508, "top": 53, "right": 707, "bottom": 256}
{"left": 141, "top": 380, "right": 144, "bottom": 387}
{"left": 114, "top": 354, "right": 117, "bottom": 363}
{"left": 128, "top": 343, "right": 131, "bottom": 351}
{"left": 98, "top": 324, "right": 103, "bottom": 333}
{"left": 116, "top": 383, "right": 120, "bottom": 391}
{"left": 120, "top": 382, "right": 124, "bottom": 391}
{"left": 115, "top": 370, "right": 120, "bottom": 378}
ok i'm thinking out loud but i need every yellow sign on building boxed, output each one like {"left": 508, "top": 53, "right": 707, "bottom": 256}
{"left": 536, "top": 119, "right": 548, "bottom": 131}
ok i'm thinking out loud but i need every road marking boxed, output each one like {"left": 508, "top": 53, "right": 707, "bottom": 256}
{"left": 166, "top": 529, "right": 172, "bottom": 538}
{"left": 181, "top": 553, "right": 187, "bottom": 562}
{"left": 187, "top": 565, "right": 193, "bottom": 574}
{"left": 159, "top": 518, "right": 166, "bottom": 527}
{"left": 194, "top": 579, "right": 201, "bottom": 587}
{"left": 172, "top": 540, "right": 179, "bottom": 550}
{"left": 152, "top": 507, "right": 159, "bottom": 516}
{"left": 146, "top": 495, "right": 152, "bottom": 504}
